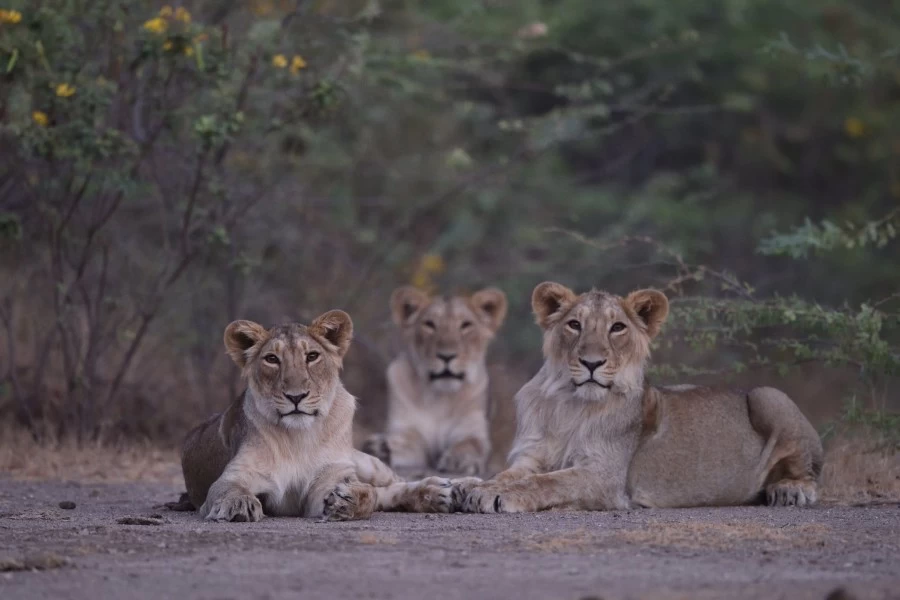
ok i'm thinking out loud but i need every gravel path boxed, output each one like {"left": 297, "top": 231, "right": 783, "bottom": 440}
{"left": 1, "top": 478, "right": 898, "bottom": 600}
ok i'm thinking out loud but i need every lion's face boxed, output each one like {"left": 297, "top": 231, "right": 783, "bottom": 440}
{"left": 532, "top": 282, "right": 669, "bottom": 401}
{"left": 223, "top": 310, "right": 353, "bottom": 429}
{"left": 390, "top": 286, "right": 508, "bottom": 394}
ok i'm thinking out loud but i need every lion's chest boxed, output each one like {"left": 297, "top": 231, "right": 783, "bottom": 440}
{"left": 390, "top": 393, "right": 485, "bottom": 449}
{"left": 542, "top": 400, "right": 638, "bottom": 470}
{"left": 257, "top": 442, "right": 349, "bottom": 517}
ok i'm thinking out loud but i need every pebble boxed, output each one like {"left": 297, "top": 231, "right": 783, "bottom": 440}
{"left": 58, "top": 501, "right": 76, "bottom": 510}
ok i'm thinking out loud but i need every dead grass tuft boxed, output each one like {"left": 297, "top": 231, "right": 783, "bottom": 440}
{"left": 520, "top": 529, "right": 593, "bottom": 552}
{"left": 614, "top": 522, "right": 831, "bottom": 550}
{"left": 358, "top": 533, "right": 398, "bottom": 545}
{"left": 0, "top": 552, "right": 70, "bottom": 572}
{"left": 0, "top": 426, "right": 180, "bottom": 484}
{"left": 820, "top": 435, "right": 900, "bottom": 504}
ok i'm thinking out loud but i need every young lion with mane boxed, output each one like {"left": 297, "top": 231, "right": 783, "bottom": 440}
{"left": 456, "top": 282, "right": 823, "bottom": 513}
{"left": 181, "top": 310, "right": 453, "bottom": 522}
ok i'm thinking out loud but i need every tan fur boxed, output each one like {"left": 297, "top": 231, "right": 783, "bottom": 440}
{"left": 181, "top": 311, "right": 454, "bottom": 522}
{"left": 361, "top": 286, "right": 507, "bottom": 475}
{"left": 456, "top": 283, "right": 824, "bottom": 513}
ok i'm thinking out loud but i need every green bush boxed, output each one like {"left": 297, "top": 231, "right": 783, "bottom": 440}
{"left": 0, "top": 0, "right": 896, "bottom": 440}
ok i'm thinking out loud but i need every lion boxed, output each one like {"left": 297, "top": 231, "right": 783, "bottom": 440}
{"left": 361, "top": 286, "right": 508, "bottom": 476}
{"left": 181, "top": 310, "right": 453, "bottom": 522}
{"left": 456, "top": 282, "right": 823, "bottom": 513}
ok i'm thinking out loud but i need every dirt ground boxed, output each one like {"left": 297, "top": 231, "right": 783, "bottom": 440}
{"left": 0, "top": 477, "right": 898, "bottom": 600}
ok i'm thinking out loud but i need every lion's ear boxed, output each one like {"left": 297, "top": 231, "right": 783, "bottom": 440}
{"left": 624, "top": 289, "right": 669, "bottom": 338}
{"left": 224, "top": 320, "right": 268, "bottom": 368}
{"left": 470, "top": 287, "right": 508, "bottom": 333}
{"left": 390, "top": 286, "right": 430, "bottom": 326}
{"left": 531, "top": 282, "right": 577, "bottom": 329}
{"left": 309, "top": 310, "right": 354, "bottom": 358}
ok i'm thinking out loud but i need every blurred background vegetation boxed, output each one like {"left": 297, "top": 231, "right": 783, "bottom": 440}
{"left": 0, "top": 0, "right": 897, "bottom": 446}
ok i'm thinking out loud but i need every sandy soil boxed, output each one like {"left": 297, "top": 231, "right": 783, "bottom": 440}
{"left": 0, "top": 478, "right": 898, "bottom": 600}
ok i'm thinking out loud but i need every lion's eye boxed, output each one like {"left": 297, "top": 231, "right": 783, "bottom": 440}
{"left": 263, "top": 354, "right": 280, "bottom": 365}
{"left": 610, "top": 322, "right": 626, "bottom": 333}
{"left": 424, "top": 320, "right": 436, "bottom": 330}
{"left": 306, "top": 351, "right": 320, "bottom": 363}
{"left": 566, "top": 320, "right": 582, "bottom": 331}
{"left": 460, "top": 321, "right": 472, "bottom": 331}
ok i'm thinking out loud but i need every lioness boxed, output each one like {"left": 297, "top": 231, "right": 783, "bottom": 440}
{"left": 181, "top": 310, "right": 453, "bottom": 522}
{"left": 457, "top": 282, "right": 823, "bottom": 513}
{"left": 361, "top": 286, "right": 507, "bottom": 475}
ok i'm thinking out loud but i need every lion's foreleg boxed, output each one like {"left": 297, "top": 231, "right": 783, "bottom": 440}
{"left": 436, "top": 436, "right": 489, "bottom": 476}
{"left": 308, "top": 462, "right": 378, "bottom": 521}
{"left": 462, "top": 467, "right": 630, "bottom": 513}
{"left": 374, "top": 477, "right": 454, "bottom": 513}
{"left": 199, "top": 460, "right": 268, "bottom": 522}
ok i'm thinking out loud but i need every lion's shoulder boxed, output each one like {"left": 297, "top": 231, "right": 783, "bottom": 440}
{"left": 219, "top": 394, "right": 250, "bottom": 454}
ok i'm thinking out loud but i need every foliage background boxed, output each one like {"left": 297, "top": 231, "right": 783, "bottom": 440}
{"left": 0, "top": 0, "right": 897, "bottom": 447}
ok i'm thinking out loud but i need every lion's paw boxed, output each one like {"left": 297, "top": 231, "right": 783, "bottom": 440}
{"left": 413, "top": 477, "right": 454, "bottom": 513}
{"left": 322, "top": 482, "right": 357, "bottom": 522}
{"left": 204, "top": 493, "right": 263, "bottom": 522}
{"left": 361, "top": 434, "right": 392, "bottom": 466}
{"left": 450, "top": 477, "right": 483, "bottom": 510}
{"left": 461, "top": 485, "right": 529, "bottom": 514}
{"left": 436, "top": 448, "right": 483, "bottom": 476}
{"left": 766, "top": 478, "right": 817, "bottom": 507}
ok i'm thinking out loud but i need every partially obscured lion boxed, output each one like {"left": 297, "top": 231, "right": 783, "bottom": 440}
{"left": 181, "top": 310, "right": 452, "bottom": 522}
{"left": 457, "top": 282, "right": 823, "bottom": 513}
{"left": 361, "top": 286, "right": 508, "bottom": 476}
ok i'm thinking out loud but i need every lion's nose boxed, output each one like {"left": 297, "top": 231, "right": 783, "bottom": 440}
{"left": 437, "top": 352, "right": 456, "bottom": 364}
{"left": 284, "top": 391, "right": 309, "bottom": 406}
{"left": 579, "top": 358, "right": 607, "bottom": 372}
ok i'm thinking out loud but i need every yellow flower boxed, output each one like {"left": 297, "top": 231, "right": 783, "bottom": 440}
{"left": 0, "top": 9, "right": 23, "bottom": 24}
{"left": 410, "top": 254, "right": 444, "bottom": 292}
{"left": 163, "top": 40, "right": 174, "bottom": 51}
{"left": 159, "top": 5, "right": 173, "bottom": 17}
{"left": 174, "top": 7, "right": 191, "bottom": 23}
{"left": 844, "top": 117, "right": 866, "bottom": 138}
{"left": 183, "top": 45, "right": 194, "bottom": 57}
{"left": 289, "top": 55, "right": 307, "bottom": 74}
{"left": 411, "top": 271, "right": 431, "bottom": 291}
{"left": 420, "top": 254, "right": 445, "bottom": 274}
{"left": 32, "top": 111, "right": 49, "bottom": 127}
{"left": 250, "top": 0, "right": 274, "bottom": 16}
{"left": 272, "top": 54, "right": 288, "bottom": 68}
{"left": 143, "top": 17, "right": 168, "bottom": 34}
{"left": 410, "top": 49, "right": 431, "bottom": 61}
{"left": 55, "top": 83, "right": 76, "bottom": 98}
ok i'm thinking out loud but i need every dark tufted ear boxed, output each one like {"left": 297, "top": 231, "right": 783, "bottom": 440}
{"left": 390, "top": 286, "right": 430, "bottom": 326}
{"left": 623, "top": 289, "right": 669, "bottom": 338}
{"left": 470, "top": 287, "right": 508, "bottom": 333}
{"left": 531, "top": 282, "right": 577, "bottom": 329}
{"left": 224, "top": 320, "right": 269, "bottom": 368}
{"left": 309, "top": 310, "right": 354, "bottom": 358}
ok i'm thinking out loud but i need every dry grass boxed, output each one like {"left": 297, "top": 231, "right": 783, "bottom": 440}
{"left": 1, "top": 422, "right": 897, "bottom": 502}
{"left": 358, "top": 533, "right": 398, "bottom": 545}
{"left": 613, "top": 522, "right": 831, "bottom": 550}
{"left": 520, "top": 529, "right": 594, "bottom": 552}
{"left": 0, "top": 426, "right": 180, "bottom": 484}
{"left": 820, "top": 435, "right": 900, "bottom": 504}
{"left": 518, "top": 522, "right": 834, "bottom": 552}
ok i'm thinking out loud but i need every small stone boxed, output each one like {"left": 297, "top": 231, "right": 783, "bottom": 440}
{"left": 58, "top": 501, "right": 76, "bottom": 510}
